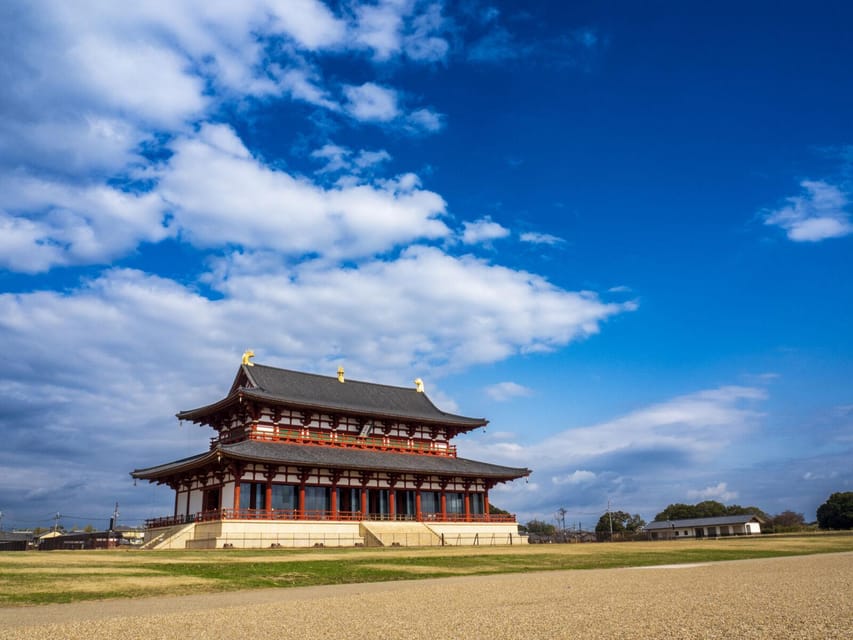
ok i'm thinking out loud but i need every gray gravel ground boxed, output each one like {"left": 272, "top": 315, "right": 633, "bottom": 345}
{"left": 1, "top": 552, "right": 851, "bottom": 639}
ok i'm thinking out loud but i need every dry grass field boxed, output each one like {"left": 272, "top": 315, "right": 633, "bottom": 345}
{"left": 1, "top": 545, "right": 851, "bottom": 639}
{"left": 1, "top": 532, "right": 851, "bottom": 607}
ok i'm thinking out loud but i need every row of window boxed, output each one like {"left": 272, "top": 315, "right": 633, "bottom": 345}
{"left": 235, "top": 483, "right": 485, "bottom": 515}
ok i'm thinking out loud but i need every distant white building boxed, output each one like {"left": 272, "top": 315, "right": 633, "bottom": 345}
{"left": 645, "top": 515, "right": 762, "bottom": 540}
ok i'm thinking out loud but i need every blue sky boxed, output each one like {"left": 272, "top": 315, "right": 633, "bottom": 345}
{"left": 1, "top": 0, "right": 851, "bottom": 532}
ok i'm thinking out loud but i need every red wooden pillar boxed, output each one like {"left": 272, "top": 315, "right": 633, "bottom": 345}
{"left": 358, "top": 471, "right": 373, "bottom": 520}
{"left": 464, "top": 492, "right": 471, "bottom": 522}
{"left": 297, "top": 467, "right": 310, "bottom": 519}
{"left": 265, "top": 481, "right": 273, "bottom": 518}
{"left": 330, "top": 469, "right": 344, "bottom": 521}
{"left": 388, "top": 473, "right": 399, "bottom": 521}
{"left": 414, "top": 475, "right": 425, "bottom": 521}
{"left": 484, "top": 490, "right": 490, "bottom": 521}
{"left": 440, "top": 491, "right": 447, "bottom": 521}
{"left": 230, "top": 463, "right": 244, "bottom": 518}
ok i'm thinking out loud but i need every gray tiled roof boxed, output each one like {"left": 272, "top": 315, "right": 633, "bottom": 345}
{"left": 645, "top": 515, "right": 761, "bottom": 530}
{"left": 178, "top": 364, "right": 487, "bottom": 428}
{"left": 132, "top": 439, "right": 530, "bottom": 481}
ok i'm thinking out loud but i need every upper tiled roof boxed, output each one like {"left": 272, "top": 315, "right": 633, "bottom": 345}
{"left": 177, "top": 363, "right": 487, "bottom": 428}
{"left": 131, "top": 439, "right": 530, "bottom": 481}
{"left": 645, "top": 514, "right": 762, "bottom": 530}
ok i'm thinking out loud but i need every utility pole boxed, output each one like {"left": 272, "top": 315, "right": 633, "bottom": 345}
{"left": 53, "top": 512, "right": 61, "bottom": 533}
{"left": 110, "top": 502, "right": 119, "bottom": 531}
{"left": 607, "top": 499, "right": 613, "bottom": 540}
{"left": 557, "top": 507, "right": 567, "bottom": 532}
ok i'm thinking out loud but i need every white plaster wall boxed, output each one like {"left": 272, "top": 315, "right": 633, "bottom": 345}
{"left": 189, "top": 520, "right": 364, "bottom": 549}
{"left": 426, "top": 522, "right": 523, "bottom": 545}
{"left": 187, "top": 489, "right": 203, "bottom": 515}
{"left": 175, "top": 492, "right": 188, "bottom": 516}
{"left": 221, "top": 482, "right": 235, "bottom": 509}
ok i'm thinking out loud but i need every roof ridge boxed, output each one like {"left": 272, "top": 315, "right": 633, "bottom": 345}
{"left": 252, "top": 362, "right": 422, "bottom": 392}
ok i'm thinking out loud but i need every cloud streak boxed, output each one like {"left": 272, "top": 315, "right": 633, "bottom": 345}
{"left": 472, "top": 385, "right": 768, "bottom": 521}
{"left": 763, "top": 180, "right": 853, "bottom": 242}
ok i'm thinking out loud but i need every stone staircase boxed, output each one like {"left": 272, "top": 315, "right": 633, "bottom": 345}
{"left": 359, "top": 521, "right": 441, "bottom": 547}
{"left": 139, "top": 523, "right": 196, "bottom": 550}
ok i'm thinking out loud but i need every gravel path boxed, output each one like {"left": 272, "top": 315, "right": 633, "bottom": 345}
{"left": 2, "top": 552, "right": 851, "bottom": 639}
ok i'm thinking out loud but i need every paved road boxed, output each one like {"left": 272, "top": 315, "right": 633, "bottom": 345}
{"left": 2, "top": 552, "right": 851, "bottom": 639}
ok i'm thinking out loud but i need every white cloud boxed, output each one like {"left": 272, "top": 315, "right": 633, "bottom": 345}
{"left": 460, "top": 384, "right": 770, "bottom": 521}
{"left": 158, "top": 124, "right": 450, "bottom": 260}
{"left": 462, "top": 217, "right": 511, "bottom": 245}
{"left": 354, "top": 149, "right": 393, "bottom": 170}
{"left": 311, "top": 143, "right": 352, "bottom": 173}
{"left": 763, "top": 180, "right": 853, "bottom": 242}
{"left": 311, "top": 144, "right": 392, "bottom": 174}
{"left": 0, "top": 2, "right": 303, "bottom": 176}
{"left": 352, "top": 0, "right": 451, "bottom": 62}
{"left": 552, "top": 470, "right": 597, "bottom": 486}
{"left": 278, "top": 67, "right": 341, "bottom": 111}
{"left": 406, "top": 108, "right": 446, "bottom": 133}
{"left": 352, "top": 0, "right": 405, "bottom": 60}
{"left": 205, "top": 244, "right": 634, "bottom": 372}
{"left": 687, "top": 482, "right": 739, "bottom": 502}
{"left": 0, "top": 174, "right": 168, "bottom": 273}
{"left": 343, "top": 82, "right": 401, "bottom": 122}
{"left": 520, "top": 231, "right": 564, "bottom": 245}
{"left": 266, "top": 0, "right": 347, "bottom": 50}
{"left": 402, "top": 2, "right": 451, "bottom": 61}
{"left": 0, "top": 0, "right": 449, "bottom": 181}
{"left": 477, "top": 385, "right": 766, "bottom": 470}
{"left": 485, "top": 381, "right": 534, "bottom": 402}
{"left": 69, "top": 34, "right": 208, "bottom": 129}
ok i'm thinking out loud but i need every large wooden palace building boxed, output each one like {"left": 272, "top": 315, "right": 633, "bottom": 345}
{"left": 132, "top": 354, "right": 531, "bottom": 548}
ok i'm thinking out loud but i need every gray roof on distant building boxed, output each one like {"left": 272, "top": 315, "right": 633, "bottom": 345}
{"left": 645, "top": 515, "right": 762, "bottom": 530}
{"left": 177, "top": 363, "right": 487, "bottom": 429}
{"left": 132, "top": 439, "right": 530, "bottom": 482}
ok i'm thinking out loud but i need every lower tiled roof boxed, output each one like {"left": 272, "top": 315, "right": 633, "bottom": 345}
{"left": 132, "top": 440, "right": 530, "bottom": 481}
{"left": 645, "top": 515, "right": 761, "bottom": 530}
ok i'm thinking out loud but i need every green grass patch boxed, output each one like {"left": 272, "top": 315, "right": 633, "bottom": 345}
{"left": 2, "top": 532, "right": 851, "bottom": 606}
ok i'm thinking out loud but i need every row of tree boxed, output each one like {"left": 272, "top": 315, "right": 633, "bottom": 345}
{"left": 817, "top": 492, "right": 853, "bottom": 530}
{"left": 523, "top": 492, "right": 853, "bottom": 541}
{"left": 653, "top": 501, "right": 768, "bottom": 522}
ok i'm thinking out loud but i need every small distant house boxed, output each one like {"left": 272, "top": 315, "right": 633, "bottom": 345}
{"left": 645, "top": 514, "right": 761, "bottom": 540}
{"left": 37, "top": 530, "right": 123, "bottom": 550}
{"left": 645, "top": 515, "right": 762, "bottom": 540}
{"left": 0, "top": 531, "right": 32, "bottom": 551}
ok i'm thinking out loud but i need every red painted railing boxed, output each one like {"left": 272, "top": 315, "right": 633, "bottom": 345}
{"left": 145, "top": 510, "right": 516, "bottom": 529}
{"left": 211, "top": 427, "right": 457, "bottom": 457}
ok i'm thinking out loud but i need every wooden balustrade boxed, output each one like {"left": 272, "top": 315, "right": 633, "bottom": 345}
{"left": 145, "top": 510, "right": 516, "bottom": 529}
{"left": 212, "top": 427, "right": 457, "bottom": 457}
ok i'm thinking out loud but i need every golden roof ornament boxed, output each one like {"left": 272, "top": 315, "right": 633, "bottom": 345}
{"left": 241, "top": 350, "right": 255, "bottom": 366}
{"left": 414, "top": 378, "right": 424, "bottom": 393}
{"left": 337, "top": 366, "right": 345, "bottom": 383}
